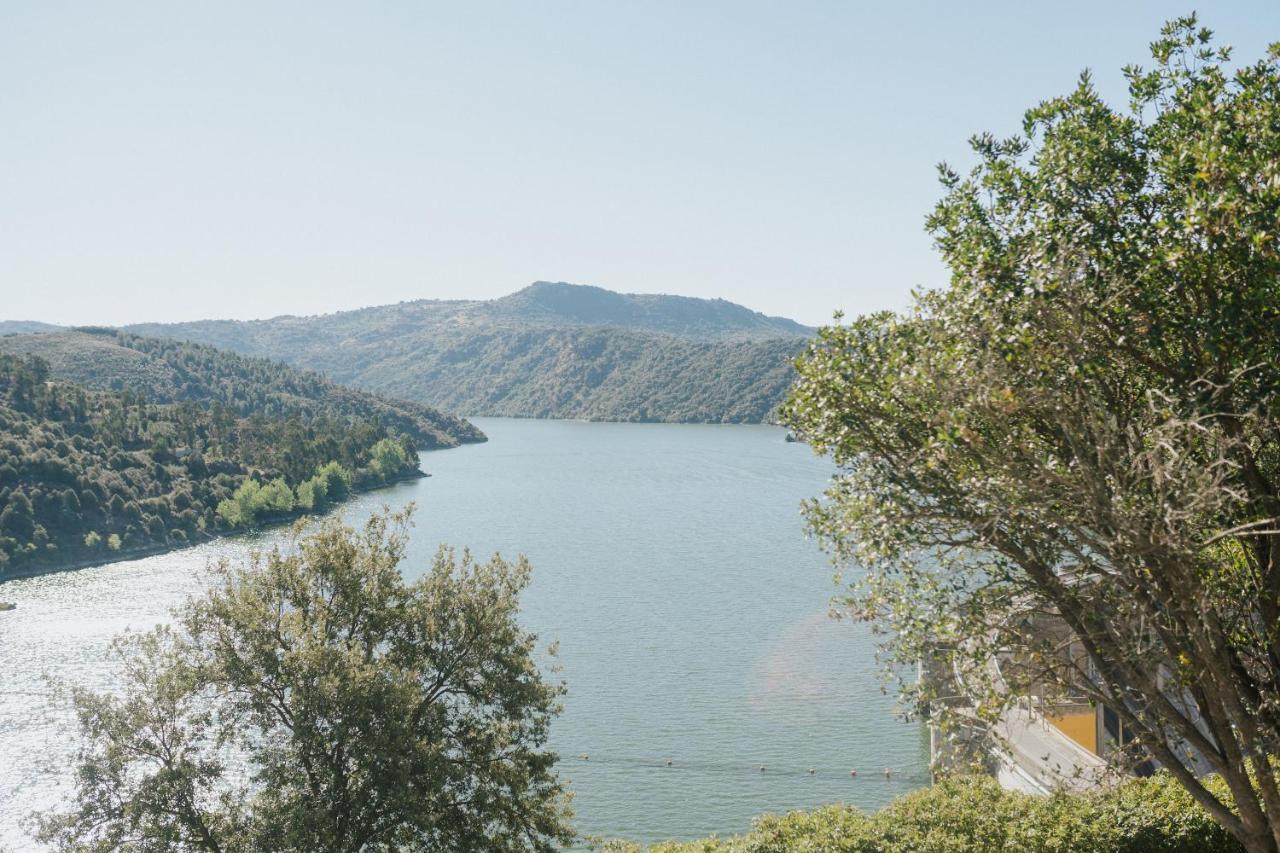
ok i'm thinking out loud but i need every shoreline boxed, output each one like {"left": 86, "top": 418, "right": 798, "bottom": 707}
{"left": 0, "top": 468, "right": 428, "bottom": 588}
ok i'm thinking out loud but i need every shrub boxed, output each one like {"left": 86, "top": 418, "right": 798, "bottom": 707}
{"left": 216, "top": 478, "right": 293, "bottom": 527}
{"left": 316, "top": 461, "right": 351, "bottom": 502}
{"left": 253, "top": 478, "right": 295, "bottom": 516}
{"left": 631, "top": 775, "right": 1240, "bottom": 853}
{"left": 295, "top": 478, "right": 317, "bottom": 511}
{"left": 369, "top": 436, "right": 411, "bottom": 480}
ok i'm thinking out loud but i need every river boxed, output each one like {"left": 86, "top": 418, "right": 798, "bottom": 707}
{"left": 0, "top": 418, "right": 926, "bottom": 847}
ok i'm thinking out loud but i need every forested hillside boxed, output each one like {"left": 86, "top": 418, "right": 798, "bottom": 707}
{"left": 126, "top": 282, "right": 813, "bottom": 423}
{"left": 0, "top": 333, "right": 485, "bottom": 578}
{"left": 348, "top": 326, "right": 804, "bottom": 423}
{"left": 0, "top": 329, "right": 483, "bottom": 448}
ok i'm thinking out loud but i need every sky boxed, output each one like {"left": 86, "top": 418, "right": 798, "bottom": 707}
{"left": 3, "top": 2, "right": 1279, "bottom": 328}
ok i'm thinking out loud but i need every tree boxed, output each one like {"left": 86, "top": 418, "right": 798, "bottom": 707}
{"left": 37, "top": 508, "right": 572, "bottom": 851}
{"left": 253, "top": 477, "right": 295, "bottom": 516}
{"left": 784, "top": 18, "right": 1280, "bottom": 853}
{"left": 316, "top": 461, "right": 351, "bottom": 502}
{"left": 216, "top": 480, "right": 260, "bottom": 528}
{"left": 369, "top": 437, "right": 411, "bottom": 480}
{"left": 294, "top": 478, "right": 318, "bottom": 511}
{"left": 59, "top": 488, "right": 81, "bottom": 515}
{"left": 0, "top": 491, "right": 34, "bottom": 540}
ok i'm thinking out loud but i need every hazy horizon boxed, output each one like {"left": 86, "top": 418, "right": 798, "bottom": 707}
{"left": 5, "top": 2, "right": 1278, "bottom": 328}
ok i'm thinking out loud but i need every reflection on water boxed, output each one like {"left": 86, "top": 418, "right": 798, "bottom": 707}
{"left": 0, "top": 418, "right": 926, "bottom": 847}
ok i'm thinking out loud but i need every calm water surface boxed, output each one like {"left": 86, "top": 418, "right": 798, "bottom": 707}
{"left": 0, "top": 418, "right": 926, "bottom": 848}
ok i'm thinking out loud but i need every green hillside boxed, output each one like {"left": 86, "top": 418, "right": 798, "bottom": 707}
{"left": 0, "top": 329, "right": 484, "bottom": 448}
{"left": 125, "top": 282, "right": 813, "bottom": 423}
{"left": 0, "top": 332, "right": 484, "bottom": 578}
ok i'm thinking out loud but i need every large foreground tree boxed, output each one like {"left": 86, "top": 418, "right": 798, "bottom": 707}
{"left": 37, "top": 508, "right": 573, "bottom": 852}
{"left": 784, "top": 18, "right": 1280, "bottom": 853}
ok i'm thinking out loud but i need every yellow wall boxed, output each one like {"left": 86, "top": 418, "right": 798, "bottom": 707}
{"left": 1047, "top": 710, "right": 1097, "bottom": 754}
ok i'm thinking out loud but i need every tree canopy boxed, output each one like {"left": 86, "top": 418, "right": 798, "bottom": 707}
{"left": 784, "top": 18, "right": 1280, "bottom": 853}
{"left": 37, "top": 509, "right": 572, "bottom": 852}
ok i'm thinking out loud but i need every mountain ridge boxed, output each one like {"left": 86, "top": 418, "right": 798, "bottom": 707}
{"left": 119, "top": 283, "right": 814, "bottom": 424}
{"left": 6, "top": 283, "right": 815, "bottom": 424}
{"left": 0, "top": 321, "right": 62, "bottom": 336}
{"left": 123, "top": 282, "right": 813, "bottom": 342}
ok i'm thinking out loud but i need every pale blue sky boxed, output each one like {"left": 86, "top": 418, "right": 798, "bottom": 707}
{"left": 3, "top": 2, "right": 1278, "bottom": 327}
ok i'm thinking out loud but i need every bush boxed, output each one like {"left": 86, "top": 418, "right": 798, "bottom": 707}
{"left": 295, "top": 478, "right": 317, "bottom": 511}
{"left": 216, "top": 477, "right": 294, "bottom": 528}
{"left": 369, "top": 437, "right": 411, "bottom": 479}
{"left": 316, "top": 461, "right": 351, "bottom": 502}
{"left": 253, "top": 478, "right": 294, "bottom": 516}
{"left": 628, "top": 776, "right": 1240, "bottom": 853}
{"left": 216, "top": 480, "right": 260, "bottom": 528}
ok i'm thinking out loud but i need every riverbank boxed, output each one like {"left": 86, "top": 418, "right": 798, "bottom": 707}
{"left": 0, "top": 468, "right": 428, "bottom": 586}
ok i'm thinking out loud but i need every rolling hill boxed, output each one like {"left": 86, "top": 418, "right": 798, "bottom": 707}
{"left": 124, "top": 282, "right": 815, "bottom": 423}
{"left": 0, "top": 321, "right": 62, "bottom": 336}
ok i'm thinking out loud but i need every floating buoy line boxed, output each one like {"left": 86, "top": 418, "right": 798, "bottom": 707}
{"left": 561, "top": 752, "right": 918, "bottom": 782}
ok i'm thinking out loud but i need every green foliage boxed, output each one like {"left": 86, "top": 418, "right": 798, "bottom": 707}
{"left": 622, "top": 776, "right": 1238, "bottom": 853}
{"left": 0, "top": 332, "right": 448, "bottom": 575}
{"left": 315, "top": 460, "right": 350, "bottom": 502}
{"left": 368, "top": 436, "right": 410, "bottom": 479}
{"left": 782, "top": 17, "right": 1280, "bottom": 850}
{"left": 255, "top": 478, "right": 294, "bottom": 515}
{"left": 294, "top": 467, "right": 333, "bottom": 512}
{"left": 0, "top": 329, "right": 485, "bottom": 449}
{"left": 215, "top": 499, "right": 247, "bottom": 529}
{"left": 37, "top": 509, "right": 573, "bottom": 851}
{"left": 121, "top": 283, "right": 812, "bottom": 424}
{"left": 216, "top": 480, "right": 260, "bottom": 529}
{"left": 293, "top": 478, "right": 317, "bottom": 511}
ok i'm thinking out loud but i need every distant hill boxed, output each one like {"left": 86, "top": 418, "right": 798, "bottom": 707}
{"left": 484, "top": 282, "right": 813, "bottom": 338}
{"left": 127, "top": 282, "right": 815, "bottom": 423}
{"left": 0, "top": 321, "right": 62, "bottom": 336}
{"left": 0, "top": 331, "right": 484, "bottom": 578}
